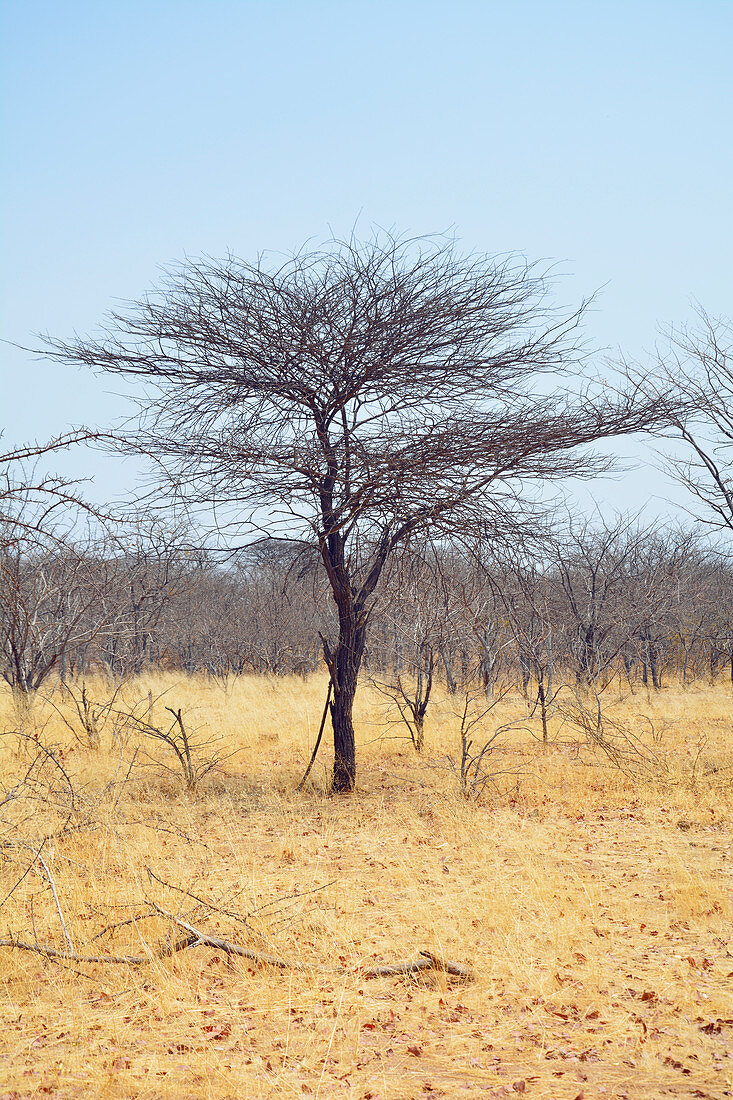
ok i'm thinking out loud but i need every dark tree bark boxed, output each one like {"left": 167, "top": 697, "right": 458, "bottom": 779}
{"left": 322, "top": 602, "right": 367, "bottom": 792}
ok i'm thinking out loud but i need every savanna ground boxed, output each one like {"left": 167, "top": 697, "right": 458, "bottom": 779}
{"left": 0, "top": 672, "right": 731, "bottom": 1099}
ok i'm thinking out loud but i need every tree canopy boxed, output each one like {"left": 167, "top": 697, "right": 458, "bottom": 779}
{"left": 43, "top": 233, "right": 674, "bottom": 790}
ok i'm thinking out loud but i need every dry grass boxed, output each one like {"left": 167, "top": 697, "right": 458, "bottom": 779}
{"left": 0, "top": 672, "right": 731, "bottom": 1099}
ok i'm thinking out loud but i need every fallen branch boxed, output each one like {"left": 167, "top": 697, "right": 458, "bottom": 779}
{"left": 0, "top": 933, "right": 198, "bottom": 965}
{"left": 149, "top": 903, "right": 297, "bottom": 969}
{"left": 360, "top": 959, "right": 432, "bottom": 978}
{"left": 361, "top": 950, "right": 473, "bottom": 980}
{"left": 0, "top": 918, "right": 471, "bottom": 979}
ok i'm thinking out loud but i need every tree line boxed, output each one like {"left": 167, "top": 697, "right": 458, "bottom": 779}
{"left": 2, "top": 513, "right": 732, "bottom": 701}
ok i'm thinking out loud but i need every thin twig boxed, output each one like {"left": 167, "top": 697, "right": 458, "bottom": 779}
{"left": 146, "top": 867, "right": 335, "bottom": 927}
{"left": 91, "top": 911, "right": 157, "bottom": 942}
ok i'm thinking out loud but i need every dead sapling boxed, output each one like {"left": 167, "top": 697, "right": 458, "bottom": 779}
{"left": 371, "top": 645, "right": 435, "bottom": 754}
{"left": 52, "top": 679, "right": 126, "bottom": 750}
{"left": 120, "top": 705, "right": 233, "bottom": 792}
{"left": 557, "top": 682, "right": 668, "bottom": 779}
{"left": 446, "top": 686, "right": 527, "bottom": 801}
{"left": 525, "top": 661, "right": 565, "bottom": 749}
{"left": 206, "top": 660, "right": 237, "bottom": 697}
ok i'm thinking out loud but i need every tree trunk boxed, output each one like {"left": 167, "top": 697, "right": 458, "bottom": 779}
{"left": 413, "top": 712, "right": 425, "bottom": 754}
{"left": 520, "top": 654, "right": 530, "bottom": 697}
{"left": 328, "top": 604, "right": 366, "bottom": 793}
{"left": 623, "top": 653, "right": 637, "bottom": 694}
{"left": 537, "top": 678, "right": 548, "bottom": 747}
{"left": 411, "top": 654, "right": 432, "bottom": 754}
{"left": 639, "top": 635, "right": 658, "bottom": 698}
{"left": 709, "top": 647, "right": 718, "bottom": 683}
{"left": 330, "top": 659, "right": 358, "bottom": 792}
{"left": 649, "top": 643, "right": 661, "bottom": 690}
{"left": 480, "top": 651, "right": 493, "bottom": 696}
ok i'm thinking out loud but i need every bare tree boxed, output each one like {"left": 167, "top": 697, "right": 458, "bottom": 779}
{"left": 41, "top": 233, "right": 673, "bottom": 791}
{"left": 369, "top": 549, "right": 450, "bottom": 752}
{"left": 498, "top": 551, "right": 566, "bottom": 745}
{"left": 445, "top": 686, "right": 522, "bottom": 801}
{"left": 153, "top": 542, "right": 325, "bottom": 679}
{"left": 449, "top": 549, "right": 516, "bottom": 696}
{"left": 550, "top": 515, "right": 661, "bottom": 687}
{"left": 702, "top": 560, "right": 733, "bottom": 685}
{"left": 621, "top": 526, "right": 701, "bottom": 693}
{"left": 91, "top": 522, "right": 189, "bottom": 677}
{"left": 0, "top": 521, "right": 110, "bottom": 700}
{"left": 0, "top": 430, "right": 115, "bottom": 693}
{"left": 0, "top": 500, "right": 191, "bottom": 698}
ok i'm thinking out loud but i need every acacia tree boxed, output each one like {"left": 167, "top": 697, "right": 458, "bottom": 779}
{"left": 42, "top": 234, "right": 672, "bottom": 792}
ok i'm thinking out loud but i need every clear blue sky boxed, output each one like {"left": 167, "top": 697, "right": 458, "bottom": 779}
{"left": 1, "top": 0, "right": 731, "bottom": 515}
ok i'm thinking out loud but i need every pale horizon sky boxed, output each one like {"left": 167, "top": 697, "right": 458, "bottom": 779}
{"left": 1, "top": 0, "right": 731, "bottom": 522}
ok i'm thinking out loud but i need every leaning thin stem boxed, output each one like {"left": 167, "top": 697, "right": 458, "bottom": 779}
{"left": 36, "top": 853, "right": 73, "bottom": 953}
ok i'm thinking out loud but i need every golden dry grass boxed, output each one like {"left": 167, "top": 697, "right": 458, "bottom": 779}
{"left": 0, "top": 672, "right": 731, "bottom": 1099}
